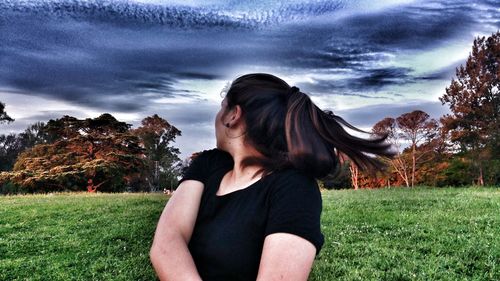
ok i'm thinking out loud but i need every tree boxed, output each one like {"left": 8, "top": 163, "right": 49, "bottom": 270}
{"left": 439, "top": 31, "right": 500, "bottom": 185}
{"left": 337, "top": 152, "right": 359, "bottom": 189}
{"left": 0, "top": 122, "right": 49, "bottom": 172}
{"left": 0, "top": 133, "right": 23, "bottom": 171}
{"left": 411, "top": 124, "right": 452, "bottom": 186}
{"left": 373, "top": 117, "right": 410, "bottom": 187}
{"left": 316, "top": 162, "right": 352, "bottom": 190}
{"left": 396, "top": 110, "right": 439, "bottom": 187}
{"left": 349, "top": 162, "right": 359, "bottom": 190}
{"left": 0, "top": 102, "right": 14, "bottom": 124}
{"left": 0, "top": 114, "right": 145, "bottom": 193}
{"left": 21, "top": 121, "right": 50, "bottom": 147}
{"left": 132, "top": 114, "right": 182, "bottom": 191}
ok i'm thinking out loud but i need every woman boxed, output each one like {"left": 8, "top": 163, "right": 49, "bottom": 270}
{"left": 150, "top": 73, "right": 393, "bottom": 280}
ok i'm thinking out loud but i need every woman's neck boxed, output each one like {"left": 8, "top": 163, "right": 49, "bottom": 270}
{"left": 224, "top": 143, "right": 265, "bottom": 181}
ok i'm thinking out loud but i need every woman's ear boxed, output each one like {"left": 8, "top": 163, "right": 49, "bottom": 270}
{"left": 224, "top": 104, "right": 244, "bottom": 128}
{"left": 231, "top": 104, "right": 243, "bottom": 124}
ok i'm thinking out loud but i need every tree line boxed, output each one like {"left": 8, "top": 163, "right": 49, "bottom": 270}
{"left": 323, "top": 31, "right": 499, "bottom": 189}
{"left": 0, "top": 112, "right": 183, "bottom": 194}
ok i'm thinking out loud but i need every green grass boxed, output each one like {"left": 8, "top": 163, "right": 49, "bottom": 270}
{"left": 310, "top": 187, "right": 500, "bottom": 281}
{"left": 1, "top": 188, "right": 499, "bottom": 280}
{"left": 0, "top": 193, "right": 164, "bottom": 281}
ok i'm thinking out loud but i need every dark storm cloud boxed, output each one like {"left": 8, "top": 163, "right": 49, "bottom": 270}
{"left": 0, "top": 0, "right": 284, "bottom": 112}
{"left": 295, "top": 67, "right": 412, "bottom": 100}
{"left": 0, "top": 1, "right": 252, "bottom": 30}
{"left": 0, "top": 17, "right": 236, "bottom": 111}
{"left": 340, "top": 3, "right": 472, "bottom": 50}
{"left": 0, "top": 0, "right": 344, "bottom": 30}
{"left": 176, "top": 72, "right": 222, "bottom": 80}
{"left": 242, "top": 0, "right": 497, "bottom": 100}
{"left": 263, "top": 1, "right": 476, "bottom": 65}
{"left": 417, "top": 64, "right": 458, "bottom": 81}
{"left": 1, "top": 0, "right": 499, "bottom": 108}
{"left": 351, "top": 68, "right": 411, "bottom": 90}
{"left": 322, "top": 67, "right": 414, "bottom": 93}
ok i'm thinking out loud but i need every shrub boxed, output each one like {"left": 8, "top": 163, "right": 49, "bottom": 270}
{"left": 0, "top": 181, "right": 23, "bottom": 195}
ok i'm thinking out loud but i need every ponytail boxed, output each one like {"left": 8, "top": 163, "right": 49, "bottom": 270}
{"left": 285, "top": 87, "right": 335, "bottom": 178}
{"left": 285, "top": 86, "right": 393, "bottom": 178}
{"left": 225, "top": 73, "right": 394, "bottom": 180}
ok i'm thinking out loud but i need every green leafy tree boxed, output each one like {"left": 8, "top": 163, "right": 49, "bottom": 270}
{"left": 22, "top": 121, "right": 50, "bottom": 147}
{"left": 132, "top": 114, "right": 182, "bottom": 191}
{"left": 0, "top": 122, "right": 49, "bottom": 171}
{"left": 0, "top": 134, "right": 23, "bottom": 171}
{"left": 316, "top": 161, "right": 352, "bottom": 190}
{"left": 439, "top": 31, "right": 500, "bottom": 185}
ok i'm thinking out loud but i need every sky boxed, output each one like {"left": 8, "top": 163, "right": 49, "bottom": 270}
{"left": 0, "top": 0, "right": 499, "bottom": 160}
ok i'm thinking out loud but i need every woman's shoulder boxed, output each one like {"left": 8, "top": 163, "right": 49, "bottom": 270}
{"left": 180, "top": 148, "right": 233, "bottom": 185}
{"left": 194, "top": 148, "right": 234, "bottom": 172}
{"left": 193, "top": 148, "right": 233, "bottom": 165}
{"left": 273, "top": 167, "right": 316, "bottom": 182}
{"left": 268, "top": 168, "right": 319, "bottom": 193}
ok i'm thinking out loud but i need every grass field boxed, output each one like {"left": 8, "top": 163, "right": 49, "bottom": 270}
{"left": 0, "top": 187, "right": 499, "bottom": 280}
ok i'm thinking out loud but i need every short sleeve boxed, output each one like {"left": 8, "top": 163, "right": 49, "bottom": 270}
{"left": 265, "top": 171, "right": 324, "bottom": 255}
{"left": 178, "top": 148, "right": 233, "bottom": 185}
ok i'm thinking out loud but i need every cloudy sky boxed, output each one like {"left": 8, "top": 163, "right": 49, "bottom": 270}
{"left": 0, "top": 0, "right": 499, "bottom": 159}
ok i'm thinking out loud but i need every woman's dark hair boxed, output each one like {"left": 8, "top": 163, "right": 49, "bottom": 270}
{"left": 221, "top": 73, "right": 394, "bottom": 179}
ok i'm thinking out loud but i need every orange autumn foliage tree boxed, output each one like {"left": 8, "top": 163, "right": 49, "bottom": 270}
{"left": 0, "top": 114, "right": 145, "bottom": 192}
{"left": 396, "top": 110, "right": 439, "bottom": 187}
{"left": 440, "top": 31, "right": 500, "bottom": 186}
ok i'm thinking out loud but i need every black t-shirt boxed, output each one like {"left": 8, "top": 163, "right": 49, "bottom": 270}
{"left": 179, "top": 148, "right": 324, "bottom": 281}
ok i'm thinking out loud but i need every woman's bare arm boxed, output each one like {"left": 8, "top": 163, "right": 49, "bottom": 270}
{"left": 256, "top": 233, "right": 317, "bottom": 281}
{"left": 150, "top": 180, "right": 204, "bottom": 281}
